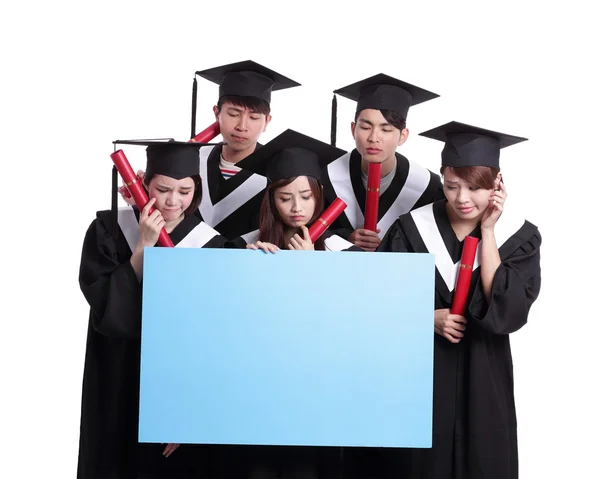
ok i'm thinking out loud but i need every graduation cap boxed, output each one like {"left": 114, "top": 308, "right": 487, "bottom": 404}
{"left": 190, "top": 60, "right": 301, "bottom": 138}
{"left": 418, "top": 121, "right": 528, "bottom": 169}
{"left": 112, "top": 138, "right": 217, "bottom": 179}
{"left": 330, "top": 73, "right": 439, "bottom": 146}
{"left": 236, "top": 129, "right": 346, "bottom": 183}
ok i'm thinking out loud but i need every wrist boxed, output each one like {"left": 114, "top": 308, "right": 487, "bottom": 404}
{"left": 480, "top": 224, "right": 496, "bottom": 234}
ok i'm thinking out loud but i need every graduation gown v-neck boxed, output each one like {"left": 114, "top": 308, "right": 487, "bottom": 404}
{"left": 196, "top": 143, "right": 267, "bottom": 241}
{"left": 320, "top": 149, "right": 445, "bottom": 240}
{"left": 375, "top": 200, "right": 542, "bottom": 479}
{"left": 77, "top": 207, "right": 228, "bottom": 479}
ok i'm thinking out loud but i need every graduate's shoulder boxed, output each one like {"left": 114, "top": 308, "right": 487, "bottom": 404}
{"left": 85, "top": 207, "right": 137, "bottom": 237}
{"left": 515, "top": 218, "right": 542, "bottom": 246}
{"left": 396, "top": 152, "right": 442, "bottom": 181}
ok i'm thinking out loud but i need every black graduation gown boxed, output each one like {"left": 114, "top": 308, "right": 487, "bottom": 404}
{"left": 320, "top": 149, "right": 445, "bottom": 241}
{"left": 196, "top": 143, "right": 266, "bottom": 241}
{"left": 77, "top": 208, "right": 228, "bottom": 479}
{"left": 375, "top": 199, "right": 542, "bottom": 479}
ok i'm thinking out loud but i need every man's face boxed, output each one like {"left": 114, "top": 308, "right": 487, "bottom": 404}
{"left": 214, "top": 102, "right": 271, "bottom": 153}
{"left": 351, "top": 109, "right": 408, "bottom": 164}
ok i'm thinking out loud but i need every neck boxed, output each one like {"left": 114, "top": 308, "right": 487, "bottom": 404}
{"left": 360, "top": 152, "right": 396, "bottom": 178}
{"left": 164, "top": 213, "right": 185, "bottom": 233}
{"left": 445, "top": 203, "right": 480, "bottom": 241}
{"left": 222, "top": 143, "right": 258, "bottom": 164}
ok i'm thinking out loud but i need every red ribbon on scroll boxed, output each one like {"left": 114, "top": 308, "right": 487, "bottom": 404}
{"left": 110, "top": 149, "right": 174, "bottom": 248}
{"left": 364, "top": 162, "right": 381, "bottom": 231}
{"left": 450, "top": 235, "right": 479, "bottom": 315}
{"left": 308, "top": 198, "right": 347, "bottom": 243}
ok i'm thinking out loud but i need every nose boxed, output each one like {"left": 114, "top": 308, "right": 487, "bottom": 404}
{"left": 456, "top": 188, "right": 470, "bottom": 204}
{"left": 236, "top": 114, "right": 248, "bottom": 131}
{"left": 367, "top": 128, "right": 380, "bottom": 144}
{"left": 291, "top": 198, "right": 302, "bottom": 212}
{"left": 165, "top": 191, "right": 177, "bottom": 206}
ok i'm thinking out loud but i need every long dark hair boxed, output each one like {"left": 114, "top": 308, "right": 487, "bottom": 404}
{"left": 258, "top": 176, "right": 326, "bottom": 250}
{"left": 143, "top": 173, "right": 202, "bottom": 215}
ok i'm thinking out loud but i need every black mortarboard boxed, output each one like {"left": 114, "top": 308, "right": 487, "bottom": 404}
{"left": 330, "top": 73, "right": 439, "bottom": 146}
{"left": 112, "top": 139, "right": 215, "bottom": 179}
{"left": 236, "top": 129, "right": 346, "bottom": 183}
{"left": 418, "top": 121, "right": 528, "bottom": 169}
{"left": 190, "top": 60, "right": 301, "bottom": 138}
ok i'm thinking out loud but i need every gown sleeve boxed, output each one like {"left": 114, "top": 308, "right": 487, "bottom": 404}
{"left": 78, "top": 214, "right": 143, "bottom": 339}
{"left": 468, "top": 228, "right": 542, "bottom": 335}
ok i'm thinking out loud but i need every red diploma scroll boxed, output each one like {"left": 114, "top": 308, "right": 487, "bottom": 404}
{"left": 191, "top": 121, "right": 220, "bottom": 143}
{"left": 110, "top": 149, "right": 174, "bottom": 248}
{"left": 364, "top": 162, "right": 381, "bottom": 231}
{"left": 308, "top": 198, "right": 347, "bottom": 243}
{"left": 451, "top": 235, "right": 479, "bottom": 315}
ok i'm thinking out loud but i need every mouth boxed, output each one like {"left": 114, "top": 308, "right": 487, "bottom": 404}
{"left": 457, "top": 206, "right": 474, "bottom": 214}
{"left": 366, "top": 148, "right": 381, "bottom": 154}
{"left": 290, "top": 216, "right": 305, "bottom": 221}
{"left": 231, "top": 135, "right": 247, "bottom": 142}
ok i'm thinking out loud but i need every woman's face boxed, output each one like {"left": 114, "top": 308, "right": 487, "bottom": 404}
{"left": 443, "top": 169, "right": 493, "bottom": 222}
{"left": 273, "top": 176, "right": 316, "bottom": 229}
{"left": 147, "top": 175, "right": 195, "bottom": 221}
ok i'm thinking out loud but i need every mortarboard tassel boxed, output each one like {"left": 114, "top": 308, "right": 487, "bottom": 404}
{"left": 330, "top": 93, "right": 337, "bottom": 147}
{"left": 190, "top": 76, "right": 198, "bottom": 140}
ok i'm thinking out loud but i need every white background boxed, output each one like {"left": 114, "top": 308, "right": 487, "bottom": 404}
{"left": 1, "top": 1, "right": 597, "bottom": 477}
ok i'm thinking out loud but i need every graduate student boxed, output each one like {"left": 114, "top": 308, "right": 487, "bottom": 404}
{"left": 322, "top": 73, "right": 446, "bottom": 251}
{"left": 120, "top": 60, "right": 300, "bottom": 242}
{"left": 190, "top": 60, "right": 300, "bottom": 241}
{"left": 77, "top": 140, "right": 229, "bottom": 479}
{"left": 377, "top": 121, "right": 542, "bottom": 479}
{"left": 234, "top": 128, "right": 361, "bottom": 254}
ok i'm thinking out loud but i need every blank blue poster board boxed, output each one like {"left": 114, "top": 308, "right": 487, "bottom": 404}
{"left": 139, "top": 248, "right": 434, "bottom": 448}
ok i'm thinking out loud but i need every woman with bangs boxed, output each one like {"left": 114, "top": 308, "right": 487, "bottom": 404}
{"left": 235, "top": 128, "right": 362, "bottom": 253}
{"left": 229, "top": 128, "right": 362, "bottom": 479}
{"left": 255, "top": 171, "right": 328, "bottom": 252}
{"left": 77, "top": 140, "right": 230, "bottom": 479}
{"left": 377, "top": 122, "right": 542, "bottom": 479}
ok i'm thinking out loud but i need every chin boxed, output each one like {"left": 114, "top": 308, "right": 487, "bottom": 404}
{"left": 286, "top": 220, "right": 307, "bottom": 228}
{"left": 163, "top": 211, "right": 182, "bottom": 221}
{"left": 362, "top": 154, "right": 385, "bottom": 163}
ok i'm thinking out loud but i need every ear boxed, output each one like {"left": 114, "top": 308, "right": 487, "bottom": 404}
{"left": 351, "top": 121, "right": 356, "bottom": 139}
{"left": 398, "top": 127, "right": 409, "bottom": 147}
{"left": 212, "top": 105, "right": 219, "bottom": 121}
{"left": 263, "top": 114, "right": 273, "bottom": 132}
